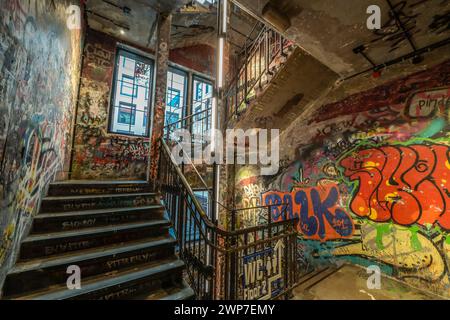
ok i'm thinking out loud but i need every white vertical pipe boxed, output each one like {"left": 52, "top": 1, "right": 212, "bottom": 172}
{"left": 217, "top": 37, "right": 224, "bottom": 89}
{"left": 211, "top": 96, "right": 217, "bottom": 152}
{"left": 222, "top": 0, "right": 228, "bottom": 33}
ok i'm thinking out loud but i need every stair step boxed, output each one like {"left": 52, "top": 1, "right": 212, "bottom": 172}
{"left": 161, "top": 285, "right": 195, "bottom": 301}
{"left": 135, "top": 280, "right": 195, "bottom": 300}
{"left": 20, "top": 220, "right": 171, "bottom": 260}
{"left": 4, "top": 236, "right": 177, "bottom": 297}
{"left": 31, "top": 205, "right": 165, "bottom": 233}
{"left": 48, "top": 181, "right": 152, "bottom": 196}
{"left": 7, "top": 258, "right": 185, "bottom": 300}
{"left": 40, "top": 193, "right": 160, "bottom": 213}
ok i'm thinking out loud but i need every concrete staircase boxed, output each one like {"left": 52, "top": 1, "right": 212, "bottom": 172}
{"left": 228, "top": 46, "right": 338, "bottom": 132}
{"left": 2, "top": 181, "right": 194, "bottom": 300}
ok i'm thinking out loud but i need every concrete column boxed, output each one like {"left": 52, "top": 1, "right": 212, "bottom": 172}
{"left": 149, "top": 13, "right": 172, "bottom": 184}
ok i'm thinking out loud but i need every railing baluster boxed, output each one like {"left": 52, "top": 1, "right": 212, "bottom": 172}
{"left": 221, "top": 23, "right": 295, "bottom": 124}
{"left": 158, "top": 138, "right": 299, "bottom": 301}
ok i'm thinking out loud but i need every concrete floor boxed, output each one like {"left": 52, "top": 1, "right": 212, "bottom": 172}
{"left": 292, "top": 264, "right": 444, "bottom": 300}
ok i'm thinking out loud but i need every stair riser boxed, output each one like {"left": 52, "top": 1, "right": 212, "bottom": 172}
{"left": 20, "top": 225, "right": 170, "bottom": 260}
{"left": 4, "top": 245, "right": 175, "bottom": 297}
{"left": 76, "top": 268, "right": 184, "bottom": 300}
{"left": 40, "top": 195, "right": 159, "bottom": 213}
{"left": 48, "top": 184, "right": 153, "bottom": 197}
{"left": 32, "top": 208, "right": 165, "bottom": 234}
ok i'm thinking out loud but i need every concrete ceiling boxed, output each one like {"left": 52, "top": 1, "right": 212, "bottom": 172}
{"left": 86, "top": 0, "right": 260, "bottom": 52}
{"left": 86, "top": 0, "right": 190, "bottom": 49}
{"left": 233, "top": 0, "right": 450, "bottom": 77}
{"left": 171, "top": 2, "right": 261, "bottom": 51}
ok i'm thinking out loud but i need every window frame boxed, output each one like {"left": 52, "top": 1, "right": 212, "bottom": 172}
{"left": 119, "top": 74, "right": 138, "bottom": 98}
{"left": 117, "top": 101, "right": 137, "bottom": 126}
{"left": 167, "top": 88, "right": 182, "bottom": 109}
{"left": 191, "top": 74, "right": 214, "bottom": 134}
{"left": 108, "top": 48, "right": 155, "bottom": 137}
{"left": 165, "top": 66, "right": 189, "bottom": 128}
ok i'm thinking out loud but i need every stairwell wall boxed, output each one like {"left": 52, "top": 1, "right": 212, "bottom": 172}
{"left": 70, "top": 29, "right": 217, "bottom": 181}
{"left": 69, "top": 29, "right": 152, "bottom": 181}
{"left": 0, "top": 0, "right": 84, "bottom": 290}
{"left": 230, "top": 59, "right": 450, "bottom": 298}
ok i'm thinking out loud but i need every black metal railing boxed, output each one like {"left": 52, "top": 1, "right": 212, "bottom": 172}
{"left": 164, "top": 107, "right": 212, "bottom": 147}
{"left": 158, "top": 138, "right": 299, "bottom": 300}
{"left": 164, "top": 108, "right": 215, "bottom": 196}
{"left": 225, "top": 26, "right": 294, "bottom": 123}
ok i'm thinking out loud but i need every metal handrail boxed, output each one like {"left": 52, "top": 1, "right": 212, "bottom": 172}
{"left": 224, "top": 25, "right": 295, "bottom": 124}
{"left": 158, "top": 137, "right": 299, "bottom": 299}
{"left": 164, "top": 108, "right": 212, "bottom": 132}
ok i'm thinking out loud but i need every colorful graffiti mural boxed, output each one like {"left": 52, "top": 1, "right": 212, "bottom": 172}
{"left": 232, "top": 60, "right": 450, "bottom": 297}
{"left": 340, "top": 143, "right": 450, "bottom": 228}
{"left": 0, "top": 0, "right": 83, "bottom": 287}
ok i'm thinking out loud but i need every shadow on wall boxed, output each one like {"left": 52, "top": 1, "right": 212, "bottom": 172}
{"left": 0, "top": 0, "right": 83, "bottom": 290}
{"left": 234, "top": 59, "right": 450, "bottom": 298}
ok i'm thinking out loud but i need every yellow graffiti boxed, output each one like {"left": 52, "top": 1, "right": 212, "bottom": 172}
{"left": 0, "top": 224, "right": 16, "bottom": 264}
{"left": 332, "top": 223, "right": 447, "bottom": 286}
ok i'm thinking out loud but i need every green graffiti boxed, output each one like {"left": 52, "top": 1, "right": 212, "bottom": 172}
{"left": 409, "top": 225, "right": 422, "bottom": 251}
{"left": 446, "top": 235, "right": 450, "bottom": 245}
{"left": 416, "top": 118, "right": 446, "bottom": 138}
{"left": 375, "top": 224, "right": 392, "bottom": 250}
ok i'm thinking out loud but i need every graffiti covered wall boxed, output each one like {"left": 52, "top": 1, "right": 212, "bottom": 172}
{"left": 71, "top": 29, "right": 215, "bottom": 181}
{"left": 0, "top": 0, "right": 83, "bottom": 288}
{"left": 71, "top": 29, "right": 151, "bottom": 180}
{"left": 234, "top": 60, "right": 450, "bottom": 297}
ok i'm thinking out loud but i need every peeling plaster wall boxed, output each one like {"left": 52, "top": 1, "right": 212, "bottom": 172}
{"left": 70, "top": 29, "right": 152, "bottom": 181}
{"left": 0, "top": 0, "right": 83, "bottom": 290}
{"left": 232, "top": 59, "right": 450, "bottom": 297}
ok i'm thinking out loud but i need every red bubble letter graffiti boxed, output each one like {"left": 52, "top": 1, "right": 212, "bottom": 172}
{"left": 340, "top": 143, "right": 450, "bottom": 229}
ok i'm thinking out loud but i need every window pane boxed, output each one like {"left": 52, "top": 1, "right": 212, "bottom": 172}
{"left": 118, "top": 102, "right": 136, "bottom": 125}
{"left": 165, "top": 68, "right": 187, "bottom": 132}
{"left": 109, "top": 50, "right": 153, "bottom": 136}
{"left": 194, "top": 190, "right": 210, "bottom": 216}
{"left": 192, "top": 77, "right": 213, "bottom": 144}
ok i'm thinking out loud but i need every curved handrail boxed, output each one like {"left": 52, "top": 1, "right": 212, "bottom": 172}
{"left": 160, "top": 137, "right": 293, "bottom": 239}
{"left": 164, "top": 107, "right": 212, "bottom": 131}
{"left": 159, "top": 137, "right": 299, "bottom": 299}
{"left": 162, "top": 130, "right": 230, "bottom": 212}
{"left": 161, "top": 137, "right": 219, "bottom": 230}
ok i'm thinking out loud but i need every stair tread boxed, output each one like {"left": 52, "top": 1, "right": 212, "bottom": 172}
{"left": 161, "top": 285, "right": 195, "bottom": 301}
{"left": 136, "top": 281, "right": 194, "bottom": 300}
{"left": 23, "top": 220, "right": 170, "bottom": 243}
{"left": 10, "top": 258, "right": 184, "bottom": 300}
{"left": 43, "top": 192, "right": 157, "bottom": 201}
{"left": 11, "top": 236, "right": 176, "bottom": 274}
{"left": 35, "top": 205, "right": 164, "bottom": 219}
